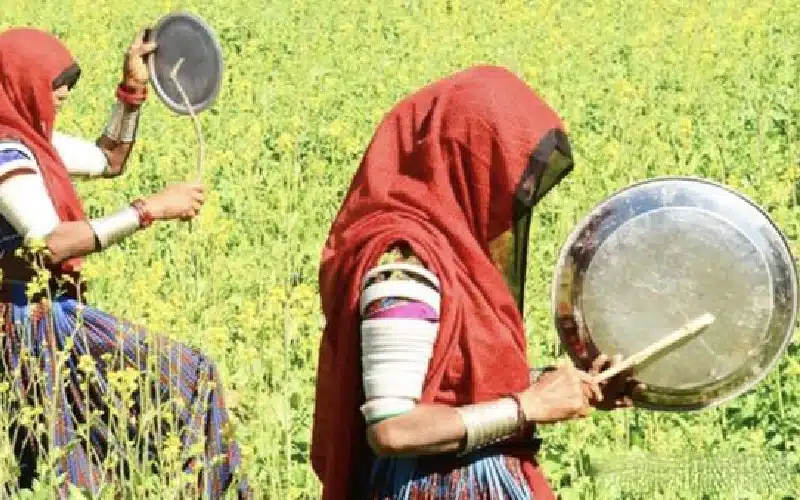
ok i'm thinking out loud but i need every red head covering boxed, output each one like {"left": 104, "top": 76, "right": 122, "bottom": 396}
{"left": 312, "top": 66, "right": 570, "bottom": 499}
{"left": 0, "top": 28, "right": 87, "bottom": 272}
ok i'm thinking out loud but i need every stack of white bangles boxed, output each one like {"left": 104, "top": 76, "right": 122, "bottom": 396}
{"left": 359, "top": 262, "right": 441, "bottom": 425}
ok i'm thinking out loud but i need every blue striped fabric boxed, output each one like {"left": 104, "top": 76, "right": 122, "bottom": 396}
{"left": 0, "top": 143, "right": 32, "bottom": 251}
{"left": 0, "top": 146, "right": 30, "bottom": 165}
{"left": 0, "top": 216, "right": 22, "bottom": 251}
{"left": 1, "top": 283, "right": 250, "bottom": 499}
{"left": 368, "top": 451, "right": 534, "bottom": 499}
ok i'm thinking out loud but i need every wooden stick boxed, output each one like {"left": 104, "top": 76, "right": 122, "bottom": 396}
{"left": 593, "top": 312, "right": 716, "bottom": 383}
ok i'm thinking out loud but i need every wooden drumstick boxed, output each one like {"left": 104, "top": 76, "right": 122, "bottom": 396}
{"left": 593, "top": 312, "right": 716, "bottom": 383}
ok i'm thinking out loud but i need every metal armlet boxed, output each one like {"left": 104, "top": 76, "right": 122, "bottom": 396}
{"left": 103, "top": 100, "right": 141, "bottom": 144}
{"left": 455, "top": 397, "right": 525, "bottom": 456}
{"left": 88, "top": 206, "right": 141, "bottom": 249}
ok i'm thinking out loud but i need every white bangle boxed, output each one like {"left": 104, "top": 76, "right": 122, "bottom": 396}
{"left": 51, "top": 131, "right": 109, "bottom": 177}
{"left": 0, "top": 172, "right": 60, "bottom": 241}
{"left": 103, "top": 101, "right": 140, "bottom": 143}
{"left": 360, "top": 398, "right": 416, "bottom": 425}
{"left": 88, "top": 207, "right": 141, "bottom": 249}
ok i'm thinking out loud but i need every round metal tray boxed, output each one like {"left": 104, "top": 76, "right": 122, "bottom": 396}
{"left": 552, "top": 176, "right": 797, "bottom": 411}
{"left": 146, "top": 11, "right": 223, "bottom": 115}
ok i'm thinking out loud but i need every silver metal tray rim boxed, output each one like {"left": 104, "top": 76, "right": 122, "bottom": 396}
{"left": 146, "top": 11, "right": 224, "bottom": 116}
{"left": 550, "top": 175, "right": 798, "bottom": 411}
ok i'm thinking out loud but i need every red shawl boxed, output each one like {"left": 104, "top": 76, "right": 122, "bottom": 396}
{"left": 0, "top": 28, "right": 87, "bottom": 272}
{"left": 312, "top": 65, "right": 568, "bottom": 499}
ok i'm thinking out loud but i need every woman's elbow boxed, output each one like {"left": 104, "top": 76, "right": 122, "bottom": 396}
{"left": 367, "top": 419, "right": 412, "bottom": 457}
{"left": 103, "top": 167, "right": 124, "bottom": 179}
{"left": 42, "top": 233, "right": 75, "bottom": 265}
{"left": 44, "top": 246, "right": 67, "bottom": 265}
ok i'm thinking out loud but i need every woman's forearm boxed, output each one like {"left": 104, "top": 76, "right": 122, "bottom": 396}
{"left": 366, "top": 394, "right": 528, "bottom": 458}
{"left": 96, "top": 135, "right": 135, "bottom": 178}
{"left": 96, "top": 95, "right": 144, "bottom": 178}
{"left": 46, "top": 203, "right": 146, "bottom": 264}
{"left": 44, "top": 221, "right": 102, "bottom": 263}
{"left": 367, "top": 404, "right": 467, "bottom": 457}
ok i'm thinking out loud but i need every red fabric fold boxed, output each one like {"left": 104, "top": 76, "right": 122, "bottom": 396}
{"left": 312, "top": 65, "right": 568, "bottom": 499}
{"left": 0, "top": 28, "right": 87, "bottom": 272}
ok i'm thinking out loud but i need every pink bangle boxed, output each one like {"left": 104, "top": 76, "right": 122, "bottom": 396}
{"left": 116, "top": 82, "right": 147, "bottom": 107}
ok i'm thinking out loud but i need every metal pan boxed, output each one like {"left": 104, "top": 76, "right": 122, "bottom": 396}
{"left": 552, "top": 176, "right": 797, "bottom": 411}
{"left": 146, "top": 11, "right": 223, "bottom": 115}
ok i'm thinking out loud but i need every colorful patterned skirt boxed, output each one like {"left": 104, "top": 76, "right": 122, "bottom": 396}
{"left": 368, "top": 449, "right": 534, "bottom": 499}
{"left": 0, "top": 282, "right": 249, "bottom": 498}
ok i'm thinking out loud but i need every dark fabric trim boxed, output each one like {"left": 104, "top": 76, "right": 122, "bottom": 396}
{"left": 52, "top": 63, "right": 81, "bottom": 90}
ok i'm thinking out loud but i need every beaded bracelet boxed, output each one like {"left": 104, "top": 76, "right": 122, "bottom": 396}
{"left": 130, "top": 198, "right": 154, "bottom": 228}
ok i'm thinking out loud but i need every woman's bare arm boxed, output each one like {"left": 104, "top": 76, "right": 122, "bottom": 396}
{"left": 367, "top": 357, "right": 640, "bottom": 458}
{"left": 96, "top": 114, "right": 137, "bottom": 178}
{"left": 366, "top": 364, "right": 610, "bottom": 458}
{"left": 367, "top": 405, "right": 466, "bottom": 456}
{"left": 51, "top": 129, "right": 137, "bottom": 180}
{"left": 93, "top": 30, "right": 154, "bottom": 179}
{"left": 45, "top": 221, "right": 102, "bottom": 263}
{"left": 0, "top": 171, "right": 204, "bottom": 268}
{"left": 43, "top": 182, "right": 207, "bottom": 264}
{"left": 358, "top": 244, "right": 636, "bottom": 458}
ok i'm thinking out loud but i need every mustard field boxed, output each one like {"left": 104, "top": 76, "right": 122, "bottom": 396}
{"left": 2, "top": 0, "right": 799, "bottom": 497}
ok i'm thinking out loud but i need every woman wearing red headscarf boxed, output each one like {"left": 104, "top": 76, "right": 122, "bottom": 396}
{"left": 0, "top": 28, "right": 248, "bottom": 497}
{"left": 311, "top": 66, "right": 638, "bottom": 498}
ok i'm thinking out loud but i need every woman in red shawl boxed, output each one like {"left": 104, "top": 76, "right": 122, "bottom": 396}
{"left": 0, "top": 28, "right": 248, "bottom": 497}
{"left": 311, "top": 66, "right": 638, "bottom": 498}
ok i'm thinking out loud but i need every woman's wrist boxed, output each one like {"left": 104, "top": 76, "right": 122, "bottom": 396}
{"left": 103, "top": 83, "right": 145, "bottom": 144}
{"left": 499, "top": 393, "right": 524, "bottom": 428}
{"left": 514, "top": 391, "right": 532, "bottom": 423}
{"left": 117, "top": 80, "right": 148, "bottom": 108}
{"left": 516, "top": 387, "right": 550, "bottom": 424}
{"left": 131, "top": 198, "right": 157, "bottom": 225}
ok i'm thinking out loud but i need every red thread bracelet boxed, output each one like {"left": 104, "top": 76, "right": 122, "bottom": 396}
{"left": 116, "top": 82, "right": 148, "bottom": 107}
{"left": 130, "top": 199, "right": 154, "bottom": 228}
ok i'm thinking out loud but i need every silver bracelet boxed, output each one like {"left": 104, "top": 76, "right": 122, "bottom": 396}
{"left": 455, "top": 397, "right": 523, "bottom": 455}
{"left": 103, "top": 101, "right": 140, "bottom": 143}
{"left": 88, "top": 206, "right": 141, "bottom": 249}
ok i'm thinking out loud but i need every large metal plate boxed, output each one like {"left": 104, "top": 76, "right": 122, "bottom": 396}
{"left": 552, "top": 177, "right": 797, "bottom": 411}
{"left": 146, "top": 12, "right": 223, "bottom": 115}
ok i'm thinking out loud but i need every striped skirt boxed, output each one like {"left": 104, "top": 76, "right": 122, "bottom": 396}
{"left": 0, "top": 282, "right": 249, "bottom": 498}
{"left": 368, "top": 450, "right": 534, "bottom": 499}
